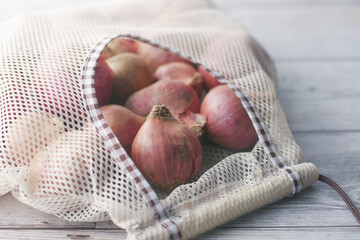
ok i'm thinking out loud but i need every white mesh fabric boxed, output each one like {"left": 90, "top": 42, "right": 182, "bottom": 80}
{"left": 0, "top": 0, "right": 318, "bottom": 239}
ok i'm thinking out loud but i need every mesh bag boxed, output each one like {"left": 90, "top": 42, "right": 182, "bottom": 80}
{"left": 0, "top": 0, "right": 319, "bottom": 239}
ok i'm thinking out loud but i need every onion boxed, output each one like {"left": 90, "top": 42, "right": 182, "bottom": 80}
{"left": 100, "top": 105, "right": 145, "bottom": 154}
{"left": 103, "top": 38, "right": 136, "bottom": 58}
{"left": 198, "top": 66, "right": 223, "bottom": 90}
{"left": 124, "top": 78, "right": 206, "bottom": 134}
{"left": 200, "top": 85, "right": 258, "bottom": 151}
{"left": 27, "top": 126, "right": 100, "bottom": 197}
{"left": 5, "top": 111, "right": 64, "bottom": 166}
{"left": 132, "top": 105, "right": 202, "bottom": 191}
{"left": 135, "top": 41, "right": 191, "bottom": 74}
{"left": 35, "top": 44, "right": 88, "bottom": 129}
{"left": 154, "top": 62, "right": 203, "bottom": 96}
{"left": 125, "top": 78, "right": 200, "bottom": 117}
{"left": 94, "top": 56, "right": 113, "bottom": 106}
{"left": 106, "top": 53, "right": 152, "bottom": 105}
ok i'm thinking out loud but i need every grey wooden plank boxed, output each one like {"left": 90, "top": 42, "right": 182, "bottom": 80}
{"left": 0, "top": 227, "right": 359, "bottom": 240}
{"left": 196, "top": 227, "right": 360, "bottom": 240}
{"left": 213, "top": 0, "right": 360, "bottom": 59}
{"left": 0, "top": 193, "right": 94, "bottom": 229}
{"left": 277, "top": 61, "right": 360, "bottom": 132}
{"left": 0, "top": 229, "right": 127, "bottom": 240}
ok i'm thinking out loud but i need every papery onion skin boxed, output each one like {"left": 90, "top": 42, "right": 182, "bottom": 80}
{"left": 198, "top": 66, "right": 223, "bottom": 90}
{"left": 95, "top": 56, "right": 113, "bottom": 106}
{"left": 125, "top": 78, "right": 200, "bottom": 117}
{"left": 106, "top": 53, "right": 152, "bottom": 105}
{"left": 178, "top": 111, "right": 206, "bottom": 137}
{"left": 135, "top": 41, "right": 191, "bottom": 74}
{"left": 154, "top": 62, "right": 203, "bottom": 96}
{"left": 131, "top": 105, "right": 202, "bottom": 191}
{"left": 200, "top": 85, "right": 258, "bottom": 151}
{"left": 100, "top": 104, "right": 145, "bottom": 154}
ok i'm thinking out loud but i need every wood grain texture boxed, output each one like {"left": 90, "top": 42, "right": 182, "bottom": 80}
{"left": 195, "top": 227, "right": 360, "bottom": 240}
{"left": 213, "top": 0, "right": 360, "bottom": 59}
{"left": 277, "top": 62, "right": 360, "bottom": 132}
{"left": 1, "top": 0, "right": 360, "bottom": 239}
{"left": 0, "top": 227, "right": 359, "bottom": 240}
{"left": 0, "top": 229, "right": 127, "bottom": 240}
{"left": 0, "top": 193, "right": 94, "bottom": 229}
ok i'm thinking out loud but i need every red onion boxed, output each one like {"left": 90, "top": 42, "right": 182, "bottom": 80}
{"left": 5, "top": 111, "right": 64, "bottom": 166}
{"left": 124, "top": 78, "right": 206, "bottom": 134}
{"left": 28, "top": 126, "right": 100, "bottom": 196}
{"left": 154, "top": 62, "right": 203, "bottom": 96}
{"left": 35, "top": 45, "right": 88, "bottom": 129}
{"left": 100, "top": 105, "right": 145, "bottom": 154}
{"left": 106, "top": 53, "right": 152, "bottom": 105}
{"left": 103, "top": 38, "right": 136, "bottom": 58}
{"left": 198, "top": 66, "right": 223, "bottom": 90}
{"left": 132, "top": 105, "right": 202, "bottom": 191}
{"left": 125, "top": 78, "right": 200, "bottom": 117}
{"left": 135, "top": 41, "right": 191, "bottom": 74}
{"left": 200, "top": 85, "right": 258, "bottom": 151}
{"left": 95, "top": 56, "right": 113, "bottom": 106}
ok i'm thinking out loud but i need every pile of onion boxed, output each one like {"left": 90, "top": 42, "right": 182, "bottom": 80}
{"left": 90, "top": 38, "right": 260, "bottom": 191}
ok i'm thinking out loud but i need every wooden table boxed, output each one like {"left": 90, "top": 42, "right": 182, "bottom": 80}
{"left": 1, "top": 0, "right": 359, "bottom": 239}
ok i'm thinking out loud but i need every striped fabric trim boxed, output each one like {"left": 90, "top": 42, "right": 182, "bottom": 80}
{"left": 199, "top": 66, "right": 303, "bottom": 196}
{"left": 81, "top": 34, "right": 182, "bottom": 240}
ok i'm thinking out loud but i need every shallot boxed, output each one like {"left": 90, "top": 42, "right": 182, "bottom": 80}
{"left": 106, "top": 53, "right": 152, "bottom": 104}
{"left": 154, "top": 62, "right": 203, "bottom": 95}
{"left": 132, "top": 105, "right": 202, "bottom": 191}
{"left": 103, "top": 38, "right": 136, "bottom": 58}
{"left": 200, "top": 85, "right": 258, "bottom": 151}
{"left": 198, "top": 66, "right": 222, "bottom": 90}
{"left": 125, "top": 78, "right": 200, "bottom": 117}
{"left": 100, "top": 105, "right": 145, "bottom": 154}
{"left": 124, "top": 78, "right": 206, "bottom": 135}
{"left": 95, "top": 56, "right": 113, "bottom": 106}
{"left": 136, "top": 41, "right": 191, "bottom": 74}
{"left": 5, "top": 111, "right": 64, "bottom": 166}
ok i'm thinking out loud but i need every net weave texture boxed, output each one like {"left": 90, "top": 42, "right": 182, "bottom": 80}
{"left": 0, "top": 0, "right": 318, "bottom": 239}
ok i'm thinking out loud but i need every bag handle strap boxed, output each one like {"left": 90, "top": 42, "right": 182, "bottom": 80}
{"left": 318, "top": 174, "right": 360, "bottom": 224}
